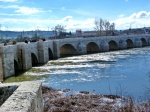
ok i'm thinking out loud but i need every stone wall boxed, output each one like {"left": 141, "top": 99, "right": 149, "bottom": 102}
{"left": 0, "top": 57, "right": 3, "bottom": 81}
{"left": 17, "top": 43, "right": 32, "bottom": 70}
{"left": 0, "top": 81, "right": 43, "bottom": 112}
{"left": 0, "top": 45, "right": 15, "bottom": 79}
{"left": 0, "top": 34, "right": 150, "bottom": 81}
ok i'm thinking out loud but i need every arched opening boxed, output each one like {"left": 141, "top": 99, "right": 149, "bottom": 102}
{"left": 87, "top": 42, "right": 100, "bottom": 54}
{"left": 141, "top": 38, "right": 147, "bottom": 46}
{"left": 109, "top": 40, "right": 118, "bottom": 51}
{"left": 14, "top": 59, "right": 19, "bottom": 74}
{"left": 60, "top": 44, "right": 77, "bottom": 57}
{"left": 31, "top": 53, "right": 38, "bottom": 66}
{"left": 48, "top": 48, "right": 53, "bottom": 60}
{"left": 126, "top": 39, "right": 134, "bottom": 48}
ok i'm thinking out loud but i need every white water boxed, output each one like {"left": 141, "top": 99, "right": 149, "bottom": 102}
{"left": 33, "top": 47, "right": 150, "bottom": 100}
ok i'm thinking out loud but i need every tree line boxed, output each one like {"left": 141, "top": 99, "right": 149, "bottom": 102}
{"left": 51, "top": 25, "right": 72, "bottom": 38}
{"left": 0, "top": 17, "right": 116, "bottom": 44}
{"left": 94, "top": 18, "right": 115, "bottom": 36}
{"left": 52, "top": 17, "right": 116, "bottom": 38}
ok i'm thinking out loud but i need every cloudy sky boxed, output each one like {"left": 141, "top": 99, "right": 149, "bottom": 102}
{"left": 0, "top": 0, "right": 150, "bottom": 31}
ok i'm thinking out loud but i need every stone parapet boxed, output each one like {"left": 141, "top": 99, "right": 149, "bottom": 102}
{"left": 0, "top": 81, "right": 43, "bottom": 112}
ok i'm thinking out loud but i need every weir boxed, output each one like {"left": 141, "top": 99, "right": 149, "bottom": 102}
{"left": 0, "top": 34, "right": 150, "bottom": 81}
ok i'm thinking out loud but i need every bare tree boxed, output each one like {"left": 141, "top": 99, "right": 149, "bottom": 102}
{"left": 94, "top": 18, "right": 104, "bottom": 36}
{"left": 109, "top": 23, "right": 115, "bottom": 36}
{"left": 103, "top": 20, "right": 110, "bottom": 36}
{"left": 94, "top": 18, "right": 116, "bottom": 36}
{"left": 51, "top": 25, "right": 66, "bottom": 37}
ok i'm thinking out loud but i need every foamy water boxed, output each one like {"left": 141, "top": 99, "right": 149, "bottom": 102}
{"left": 41, "top": 47, "right": 150, "bottom": 100}
{"left": 5, "top": 47, "right": 150, "bottom": 100}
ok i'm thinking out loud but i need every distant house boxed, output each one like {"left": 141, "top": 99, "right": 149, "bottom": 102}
{"left": 76, "top": 30, "right": 98, "bottom": 37}
{"left": 76, "top": 29, "right": 82, "bottom": 37}
{"left": 82, "top": 31, "right": 97, "bottom": 37}
{"left": 75, "top": 30, "right": 117, "bottom": 37}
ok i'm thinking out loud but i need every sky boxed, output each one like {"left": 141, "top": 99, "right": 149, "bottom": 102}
{"left": 0, "top": 0, "right": 150, "bottom": 31}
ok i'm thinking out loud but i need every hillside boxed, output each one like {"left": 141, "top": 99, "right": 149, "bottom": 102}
{"left": 0, "top": 30, "right": 54, "bottom": 39}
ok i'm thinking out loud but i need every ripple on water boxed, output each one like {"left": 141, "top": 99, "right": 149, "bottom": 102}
{"left": 4, "top": 47, "right": 150, "bottom": 101}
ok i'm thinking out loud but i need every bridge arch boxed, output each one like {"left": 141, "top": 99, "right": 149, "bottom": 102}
{"left": 108, "top": 40, "right": 119, "bottom": 51}
{"left": 31, "top": 53, "right": 38, "bottom": 66}
{"left": 141, "top": 38, "right": 147, "bottom": 46}
{"left": 86, "top": 42, "right": 100, "bottom": 54}
{"left": 14, "top": 59, "right": 19, "bottom": 74}
{"left": 48, "top": 48, "right": 53, "bottom": 60}
{"left": 126, "top": 39, "right": 134, "bottom": 48}
{"left": 60, "top": 44, "right": 77, "bottom": 57}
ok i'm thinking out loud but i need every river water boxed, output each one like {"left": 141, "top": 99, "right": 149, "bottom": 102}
{"left": 4, "top": 47, "right": 150, "bottom": 100}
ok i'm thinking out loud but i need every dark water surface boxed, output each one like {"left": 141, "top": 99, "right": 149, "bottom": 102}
{"left": 5, "top": 47, "right": 150, "bottom": 100}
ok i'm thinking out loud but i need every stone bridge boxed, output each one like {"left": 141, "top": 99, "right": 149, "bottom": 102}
{"left": 0, "top": 34, "right": 150, "bottom": 81}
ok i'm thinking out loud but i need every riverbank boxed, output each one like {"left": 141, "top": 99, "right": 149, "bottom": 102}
{"left": 42, "top": 86, "right": 150, "bottom": 112}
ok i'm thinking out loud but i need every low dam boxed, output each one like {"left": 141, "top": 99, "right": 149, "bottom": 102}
{"left": 0, "top": 34, "right": 150, "bottom": 81}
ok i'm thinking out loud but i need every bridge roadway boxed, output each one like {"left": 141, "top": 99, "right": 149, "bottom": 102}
{"left": 0, "top": 34, "right": 150, "bottom": 81}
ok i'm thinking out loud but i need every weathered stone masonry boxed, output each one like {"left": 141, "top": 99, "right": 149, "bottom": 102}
{"left": 0, "top": 81, "right": 43, "bottom": 112}
{"left": 0, "top": 34, "right": 150, "bottom": 81}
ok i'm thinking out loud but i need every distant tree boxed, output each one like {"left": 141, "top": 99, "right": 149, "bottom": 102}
{"left": 94, "top": 18, "right": 104, "bottom": 36}
{"left": 109, "top": 23, "right": 115, "bottom": 36}
{"left": 103, "top": 20, "right": 110, "bottom": 36}
{"left": 69, "top": 31, "right": 72, "bottom": 35}
{"left": 51, "top": 25, "right": 66, "bottom": 37}
{"left": 94, "top": 18, "right": 115, "bottom": 36}
{"left": 16, "top": 32, "right": 24, "bottom": 42}
{"left": 33, "top": 31, "right": 38, "bottom": 38}
{"left": 59, "top": 32, "right": 66, "bottom": 37}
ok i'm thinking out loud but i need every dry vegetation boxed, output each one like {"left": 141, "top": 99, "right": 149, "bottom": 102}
{"left": 42, "top": 86, "right": 150, "bottom": 112}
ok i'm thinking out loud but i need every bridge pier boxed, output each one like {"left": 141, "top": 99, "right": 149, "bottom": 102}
{"left": 134, "top": 39, "right": 142, "bottom": 47}
{"left": 77, "top": 42, "right": 87, "bottom": 54}
{"left": 17, "top": 44, "right": 32, "bottom": 70}
{"left": 0, "top": 56, "right": 3, "bottom": 81}
{"left": 0, "top": 46, "right": 15, "bottom": 81}
{"left": 53, "top": 41, "right": 60, "bottom": 58}
{"left": 147, "top": 38, "right": 150, "bottom": 45}
{"left": 119, "top": 40, "right": 127, "bottom": 49}
{"left": 100, "top": 40, "right": 109, "bottom": 52}
{"left": 38, "top": 41, "right": 49, "bottom": 64}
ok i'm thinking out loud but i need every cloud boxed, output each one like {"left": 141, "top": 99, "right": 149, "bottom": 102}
{"left": 48, "top": 10, "right": 52, "bottom": 13}
{"left": 0, "top": 0, "right": 18, "bottom": 2}
{"left": 0, "top": 13, "right": 21, "bottom": 16}
{"left": 56, "top": 16, "right": 95, "bottom": 31}
{"left": 129, "top": 11, "right": 150, "bottom": 19}
{"left": 61, "top": 7, "right": 66, "bottom": 10}
{"left": 0, "top": 5, "right": 19, "bottom": 9}
{"left": 59, "top": 16, "right": 73, "bottom": 22}
{"left": 15, "top": 7, "right": 42, "bottom": 15}
{"left": 0, "top": 15, "right": 95, "bottom": 31}
{"left": 60, "top": 12, "right": 150, "bottom": 31}
{"left": 118, "top": 14, "right": 125, "bottom": 18}
{"left": 59, "top": 7, "right": 98, "bottom": 17}
{"left": 114, "top": 11, "right": 150, "bottom": 30}
{"left": 0, "top": 5, "right": 46, "bottom": 15}
{"left": 73, "top": 9, "right": 98, "bottom": 17}
{"left": 1, "top": 10, "right": 150, "bottom": 32}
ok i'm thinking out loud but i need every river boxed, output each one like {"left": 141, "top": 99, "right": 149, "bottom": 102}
{"left": 4, "top": 47, "right": 150, "bottom": 101}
